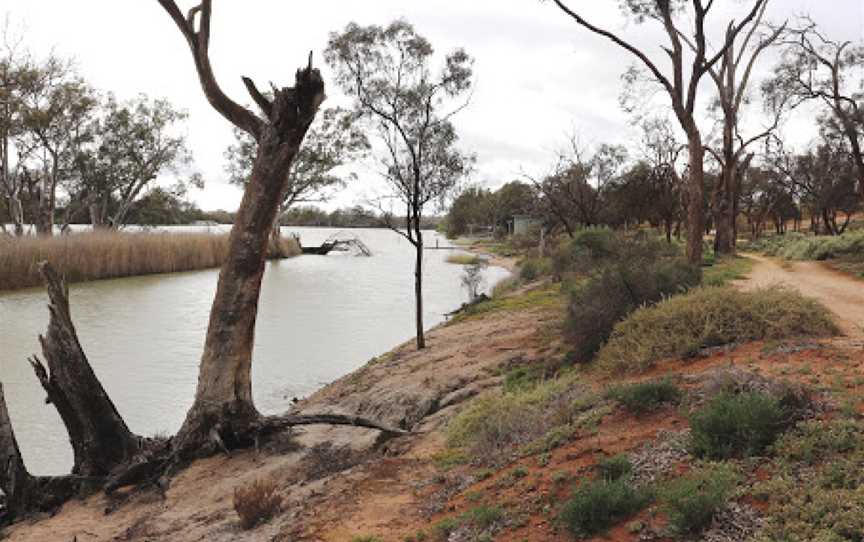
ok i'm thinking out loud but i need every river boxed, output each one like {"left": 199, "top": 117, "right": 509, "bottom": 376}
{"left": 0, "top": 227, "right": 509, "bottom": 475}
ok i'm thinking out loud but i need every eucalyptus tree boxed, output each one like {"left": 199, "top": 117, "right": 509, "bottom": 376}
{"left": 326, "top": 20, "right": 475, "bottom": 350}
{"left": 18, "top": 58, "right": 96, "bottom": 236}
{"left": 72, "top": 94, "right": 193, "bottom": 229}
{"left": 697, "top": 0, "right": 786, "bottom": 254}
{"left": 771, "top": 17, "right": 864, "bottom": 201}
{"left": 0, "top": 25, "right": 33, "bottom": 236}
{"left": 224, "top": 106, "right": 369, "bottom": 237}
{"left": 544, "top": 0, "right": 770, "bottom": 264}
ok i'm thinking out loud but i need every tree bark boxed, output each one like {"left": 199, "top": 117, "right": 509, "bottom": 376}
{"left": 685, "top": 131, "right": 706, "bottom": 265}
{"left": 414, "top": 228, "right": 425, "bottom": 350}
{"left": 171, "top": 72, "right": 326, "bottom": 457}
{"left": 28, "top": 263, "right": 141, "bottom": 477}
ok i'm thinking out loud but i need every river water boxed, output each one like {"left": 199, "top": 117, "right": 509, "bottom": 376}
{"left": 0, "top": 227, "right": 509, "bottom": 475}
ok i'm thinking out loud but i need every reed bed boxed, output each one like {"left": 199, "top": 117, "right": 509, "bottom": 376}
{"left": 0, "top": 231, "right": 300, "bottom": 292}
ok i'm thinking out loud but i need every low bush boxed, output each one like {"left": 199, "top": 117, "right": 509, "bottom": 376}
{"left": 446, "top": 375, "right": 594, "bottom": 462}
{"left": 559, "top": 478, "right": 652, "bottom": 537}
{"left": 519, "top": 256, "right": 553, "bottom": 281}
{"left": 606, "top": 379, "right": 682, "bottom": 415}
{"left": 596, "top": 454, "right": 632, "bottom": 482}
{"left": 755, "top": 420, "right": 864, "bottom": 541}
{"left": 233, "top": 478, "right": 283, "bottom": 530}
{"left": 689, "top": 392, "right": 791, "bottom": 459}
{"left": 566, "top": 259, "right": 701, "bottom": 363}
{"left": 750, "top": 231, "right": 864, "bottom": 261}
{"left": 661, "top": 463, "right": 740, "bottom": 536}
{"left": 596, "top": 287, "right": 837, "bottom": 373}
{"left": 552, "top": 228, "right": 679, "bottom": 278}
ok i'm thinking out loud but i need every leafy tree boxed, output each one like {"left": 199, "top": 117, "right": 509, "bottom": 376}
{"left": 18, "top": 57, "right": 96, "bottom": 235}
{"left": 71, "top": 93, "right": 194, "bottom": 228}
{"left": 224, "top": 106, "right": 368, "bottom": 236}
{"left": 771, "top": 17, "right": 864, "bottom": 201}
{"left": 544, "top": 0, "right": 770, "bottom": 263}
{"left": 326, "top": 20, "right": 474, "bottom": 349}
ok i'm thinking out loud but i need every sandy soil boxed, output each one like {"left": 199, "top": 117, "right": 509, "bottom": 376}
{"left": 738, "top": 253, "right": 864, "bottom": 339}
{"left": 3, "top": 284, "right": 555, "bottom": 542}
{"left": 8, "top": 250, "right": 864, "bottom": 542}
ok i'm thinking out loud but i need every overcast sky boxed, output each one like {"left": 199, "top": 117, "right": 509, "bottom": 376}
{"left": 3, "top": 1, "right": 863, "bottom": 211}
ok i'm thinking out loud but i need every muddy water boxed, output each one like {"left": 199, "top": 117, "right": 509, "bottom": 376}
{"left": 0, "top": 227, "right": 509, "bottom": 474}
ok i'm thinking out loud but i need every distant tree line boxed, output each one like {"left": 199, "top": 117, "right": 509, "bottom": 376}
{"left": 0, "top": 26, "right": 196, "bottom": 235}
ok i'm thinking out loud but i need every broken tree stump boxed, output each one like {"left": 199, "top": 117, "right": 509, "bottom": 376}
{"left": 28, "top": 262, "right": 141, "bottom": 477}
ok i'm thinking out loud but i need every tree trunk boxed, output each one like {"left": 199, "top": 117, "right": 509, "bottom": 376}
{"left": 713, "top": 167, "right": 736, "bottom": 256}
{"left": 0, "top": 383, "right": 36, "bottom": 520}
{"left": 685, "top": 131, "right": 705, "bottom": 265}
{"left": 28, "top": 263, "right": 141, "bottom": 476}
{"left": 414, "top": 232, "right": 425, "bottom": 350}
{"left": 172, "top": 71, "right": 326, "bottom": 457}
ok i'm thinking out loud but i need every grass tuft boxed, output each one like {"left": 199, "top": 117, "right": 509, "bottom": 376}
{"left": 606, "top": 379, "right": 682, "bottom": 415}
{"left": 233, "top": 478, "right": 283, "bottom": 530}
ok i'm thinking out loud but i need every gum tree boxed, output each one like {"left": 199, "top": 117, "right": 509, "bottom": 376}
{"left": 325, "top": 20, "right": 474, "bottom": 349}
{"left": 545, "top": 0, "right": 768, "bottom": 264}
{"left": 224, "top": 106, "right": 369, "bottom": 239}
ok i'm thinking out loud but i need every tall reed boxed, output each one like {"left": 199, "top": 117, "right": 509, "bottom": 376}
{"left": 0, "top": 231, "right": 300, "bottom": 292}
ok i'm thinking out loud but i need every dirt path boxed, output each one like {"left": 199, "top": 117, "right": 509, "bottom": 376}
{"left": 738, "top": 253, "right": 864, "bottom": 339}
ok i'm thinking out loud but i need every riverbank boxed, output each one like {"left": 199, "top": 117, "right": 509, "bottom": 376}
{"left": 5, "top": 239, "right": 864, "bottom": 541}
{"left": 0, "top": 231, "right": 300, "bottom": 291}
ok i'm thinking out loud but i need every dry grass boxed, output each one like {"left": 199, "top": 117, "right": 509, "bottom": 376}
{"left": 0, "top": 231, "right": 300, "bottom": 291}
{"left": 233, "top": 478, "right": 283, "bottom": 530}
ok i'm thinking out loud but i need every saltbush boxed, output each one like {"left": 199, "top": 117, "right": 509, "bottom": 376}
{"left": 661, "top": 463, "right": 740, "bottom": 536}
{"left": 519, "top": 256, "right": 553, "bottom": 281}
{"left": 606, "top": 379, "right": 682, "bottom": 415}
{"left": 689, "top": 392, "right": 790, "bottom": 459}
{"left": 566, "top": 259, "right": 701, "bottom": 363}
{"left": 596, "top": 454, "right": 632, "bottom": 482}
{"left": 750, "top": 231, "right": 864, "bottom": 261}
{"left": 559, "top": 478, "right": 652, "bottom": 537}
{"left": 596, "top": 287, "right": 837, "bottom": 373}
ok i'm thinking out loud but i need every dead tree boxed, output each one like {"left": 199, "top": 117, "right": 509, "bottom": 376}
{"left": 28, "top": 263, "right": 141, "bottom": 476}
{"left": 153, "top": 0, "right": 326, "bottom": 455}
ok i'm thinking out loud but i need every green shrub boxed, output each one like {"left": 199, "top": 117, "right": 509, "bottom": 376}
{"left": 462, "top": 505, "right": 505, "bottom": 528}
{"left": 559, "top": 479, "right": 652, "bottom": 537}
{"left": 596, "top": 455, "right": 632, "bottom": 482}
{"left": 772, "top": 419, "right": 864, "bottom": 465}
{"left": 661, "top": 463, "right": 740, "bottom": 536}
{"left": 689, "top": 392, "right": 790, "bottom": 459}
{"left": 750, "top": 231, "right": 864, "bottom": 261}
{"left": 566, "top": 259, "right": 700, "bottom": 363}
{"left": 596, "top": 287, "right": 838, "bottom": 373}
{"left": 606, "top": 379, "right": 682, "bottom": 415}
{"left": 519, "top": 257, "right": 553, "bottom": 281}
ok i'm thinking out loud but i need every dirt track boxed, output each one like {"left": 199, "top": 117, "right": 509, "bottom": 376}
{"left": 739, "top": 253, "right": 864, "bottom": 339}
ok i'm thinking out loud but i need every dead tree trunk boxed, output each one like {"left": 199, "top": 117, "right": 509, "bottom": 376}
{"left": 0, "top": 384, "right": 81, "bottom": 523}
{"left": 28, "top": 263, "right": 141, "bottom": 477}
{"left": 157, "top": 0, "right": 326, "bottom": 456}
